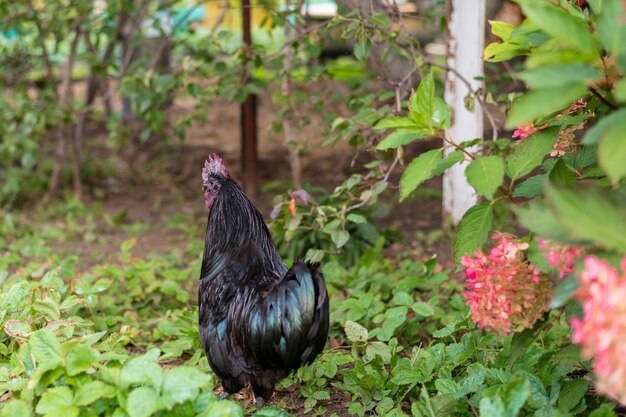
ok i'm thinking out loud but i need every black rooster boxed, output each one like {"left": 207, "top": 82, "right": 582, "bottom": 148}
{"left": 198, "top": 153, "right": 329, "bottom": 408}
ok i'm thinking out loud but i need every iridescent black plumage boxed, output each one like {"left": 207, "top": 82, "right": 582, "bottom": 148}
{"left": 198, "top": 163, "right": 329, "bottom": 407}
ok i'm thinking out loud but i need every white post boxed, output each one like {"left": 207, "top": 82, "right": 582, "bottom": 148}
{"left": 443, "top": 0, "right": 486, "bottom": 224}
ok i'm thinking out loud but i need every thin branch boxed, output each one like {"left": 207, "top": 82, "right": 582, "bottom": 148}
{"left": 589, "top": 86, "right": 618, "bottom": 110}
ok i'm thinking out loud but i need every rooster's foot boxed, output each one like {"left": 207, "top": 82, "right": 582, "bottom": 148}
{"left": 218, "top": 392, "right": 229, "bottom": 400}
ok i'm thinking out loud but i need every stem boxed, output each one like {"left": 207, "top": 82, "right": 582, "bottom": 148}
{"left": 589, "top": 86, "right": 618, "bottom": 110}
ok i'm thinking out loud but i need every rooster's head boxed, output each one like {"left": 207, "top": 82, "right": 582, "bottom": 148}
{"left": 202, "top": 153, "right": 229, "bottom": 209}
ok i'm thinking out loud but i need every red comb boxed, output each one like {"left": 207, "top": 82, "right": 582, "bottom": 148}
{"left": 202, "top": 153, "right": 228, "bottom": 181}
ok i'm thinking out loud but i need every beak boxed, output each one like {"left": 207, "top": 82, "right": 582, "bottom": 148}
{"left": 202, "top": 183, "right": 209, "bottom": 191}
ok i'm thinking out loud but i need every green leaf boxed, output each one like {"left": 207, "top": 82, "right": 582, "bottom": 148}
{"left": 432, "top": 150, "right": 466, "bottom": 176}
{"left": 331, "top": 230, "right": 350, "bottom": 249}
{"left": 582, "top": 108, "right": 626, "bottom": 145}
{"left": 376, "top": 129, "right": 432, "bottom": 150}
{"left": 162, "top": 366, "right": 211, "bottom": 406}
{"left": 346, "top": 213, "right": 366, "bottom": 224}
{"left": 121, "top": 356, "right": 163, "bottom": 388}
{"left": 344, "top": 320, "right": 368, "bottom": 343}
{"left": 126, "top": 387, "right": 158, "bottom": 417}
{"left": 465, "top": 156, "right": 505, "bottom": 199}
{"left": 74, "top": 381, "right": 116, "bottom": 406}
{"left": 66, "top": 345, "right": 98, "bottom": 376}
{"left": 368, "top": 13, "right": 390, "bottom": 27}
{"left": 354, "top": 37, "right": 371, "bottom": 62}
{"left": 252, "top": 408, "right": 290, "bottom": 417}
{"left": 597, "top": 113, "right": 626, "bottom": 183}
{"left": 506, "top": 85, "right": 588, "bottom": 128}
{"left": 517, "top": 0, "right": 598, "bottom": 59}
{"left": 589, "top": 404, "right": 618, "bottom": 417}
{"left": 512, "top": 175, "right": 547, "bottom": 198}
{"left": 412, "top": 302, "right": 434, "bottom": 317}
{"left": 490, "top": 20, "right": 515, "bottom": 40}
{"left": 390, "top": 369, "right": 422, "bottom": 385}
{"left": 3, "top": 320, "right": 33, "bottom": 337}
{"left": 365, "top": 341, "right": 392, "bottom": 363}
{"left": 453, "top": 204, "right": 494, "bottom": 265}
{"left": 409, "top": 73, "right": 434, "bottom": 128}
{"left": 518, "top": 63, "right": 601, "bottom": 89}
{"left": 546, "top": 184, "right": 626, "bottom": 252}
{"left": 480, "top": 379, "right": 530, "bottom": 417}
{"left": 35, "top": 387, "right": 78, "bottom": 417}
{"left": 432, "top": 98, "right": 452, "bottom": 130}
{"left": 201, "top": 401, "right": 244, "bottom": 417}
{"left": 513, "top": 202, "right": 570, "bottom": 241}
{"left": 509, "top": 317, "right": 546, "bottom": 367}
{"left": 596, "top": 0, "right": 626, "bottom": 59}
{"left": 30, "top": 329, "right": 63, "bottom": 371}
{"left": 550, "top": 275, "right": 581, "bottom": 308}
{"left": 374, "top": 116, "right": 420, "bottom": 131}
{"left": 399, "top": 149, "right": 443, "bottom": 200}
{"left": 558, "top": 379, "right": 589, "bottom": 412}
{"left": 549, "top": 159, "right": 576, "bottom": 185}
{"left": 484, "top": 41, "right": 528, "bottom": 62}
{"left": 0, "top": 400, "right": 32, "bottom": 417}
{"left": 507, "top": 128, "right": 558, "bottom": 180}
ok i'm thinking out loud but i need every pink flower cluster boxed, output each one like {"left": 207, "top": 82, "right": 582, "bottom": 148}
{"left": 536, "top": 238, "right": 585, "bottom": 279}
{"left": 571, "top": 256, "right": 626, "bottom": 405}
{"left": 462, "top": 232, "right": 552, "bottom": 336}
{"left": 512, "top": 125, "right": 537, "bottom": 141}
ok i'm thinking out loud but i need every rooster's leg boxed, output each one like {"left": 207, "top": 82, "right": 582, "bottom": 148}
{"left": 218, "top": 392, "right": 230, "bottom": 400}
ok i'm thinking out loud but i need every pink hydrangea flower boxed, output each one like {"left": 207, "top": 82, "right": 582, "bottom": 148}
{"left": 536, "top": 238, "right": 585, "bottom": 279}
{"left": 462, "top": 232, "right": 552, "bottom": 336}
{"left": 512, "top": 125, "right": 538, "bottom": 141}
{"left": 571, "top": 99, "right": 587, "bottom": 110}
{"left": 571, "top": 256, "right": 626, "bottom": 405}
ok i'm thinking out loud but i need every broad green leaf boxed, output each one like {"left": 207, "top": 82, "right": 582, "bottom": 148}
{"left": 484, "top": 41, "right": 528, "bottom": 62}
{"left": 513, "top": 202, "right": 570, "bottom": 241}
{"left": 596, "top": 0, "right": 626, "bottom": 60}
{"left": 354, "top": 37, "right": 371, "bottom": 62}
{"left": 549, "top": 159, "right": 576, "bottom": 185}
{"left": 201, "top": 401, "right": 245, "bottom": 417}
{"left": 582, "top": 108, "right": 626, "bottom": 145}
{"left": 412, "top": 302, "right": 434, "bottom": 317}
{"left": 589, "top": 404, "right": 619, "bottom": 417}
{"left": 354, "top": 108, "right": 379, "bottom": 125}
{"left": 162, "top": 366, "right": 211, "bottom": 406}
{"left": 507, "top": 128, "right": 558, "bottom": 181}
{"left": 546, "top": 185, "right": 626, "bottom": 252}
{"left": 376, "top": 129, "right": 432, "bottom": 150}
{"left": 518, "top": 63, "right": 601, "bottom": 89}
{"left": 506, "top": 85, "right": 588, "bottom": 128}
{"left": 32, "top": 298, "right": 60, "bottom": 320}
{"left": 331, "top": 230, "right": 350, "bottom": 249}
{"left": 517, "top": 0, "right": 598, "bottom": 59}
{"left": 490, "top": 20, "right": 515, "bottom": 41}
{"left": 0, "top": 400, "right": 32, "bottom": 417}
{"left": 409, "top": 73, "right": 434, "bottom": 128}
{"left": 74, "top": 381, "right": 116, "bottom": 406}
{"left": 121, "top": 356, "right": 163, "bottom": 388}
{"left": 480, "top": 379, "right": 530, "bottom": 417}
{"left": 465, "top": 156, "right": 505, "bottom": 199}
{"left": 597, "top": 114, "right": 626, "bottom": 183}
{"left": 512, "top": 175, "right": 547, "bottom": 198}
{"left": 432, "top": 150, "right": 466, "bottom": 176}
{"left": 368, "top": 13, "right": 390, "bottom": 27}
{"left": 4, "top": 320, "right": 32, "bottom": 337}
{"left": 432, "top": 98, "right": 452, "bottom": 130}
{"left": 252, "top": 408, "right": 290, "bottom": 417}
{"left": 66, "top": 344, "right": 98, "bottom": 376}
{"left": 373, "top": 116, "right": 420, "bottom": 131}
{"left": 399, "top": 149, "right": 443, "bottom": 200}
{"left": 558, "top": 379, "right": 589, "bottom": 411}
{"left": 126, "top": 387, "right": 158, "bottom": 417}
{"left": 35, "top": 387, "right": 78, "bottom": 417}
{"left": 550, "top": 275, "right": 580, "bottom": 309}
{"left": 453, "top": 204, "right": 494, "bottom": 265}
{"left": 390, "top": 369, "right": 422, "bottom": 385}
{"left": 344, "top": 320, "right": 368, "bottom": 343}
{"left": 346, "top": 213, "right": 366, "bottom": 224}
{"left": 509, "top": 317, "right": 547, "bottom": 367}
{"left": 30, "top": 329, "right": 63, "bottom": 371}
{"left": 365, "top": 341, "right": 392, "bottom": 363}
